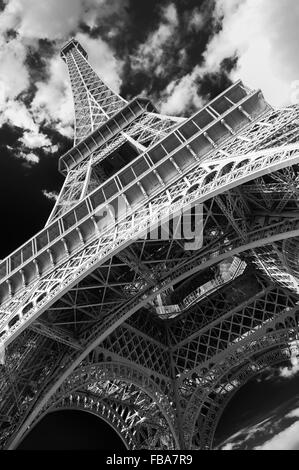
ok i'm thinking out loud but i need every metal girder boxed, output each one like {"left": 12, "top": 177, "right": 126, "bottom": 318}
{"left": 15, "top": 361, "right": 178, "bottom": 450}
{"left": 29, "top": 321, "right": 82, "bottom": 350}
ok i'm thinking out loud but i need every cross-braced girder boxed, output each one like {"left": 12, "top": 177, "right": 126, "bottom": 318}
{"left": 14, "top": 361, "right": 178, "bottom": 450}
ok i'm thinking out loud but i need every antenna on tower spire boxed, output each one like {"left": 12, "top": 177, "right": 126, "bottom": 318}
{"left": 61, "top": 38, "right": 88, "bottom": 61}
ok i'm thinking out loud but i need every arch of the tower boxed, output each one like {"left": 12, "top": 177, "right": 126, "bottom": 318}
{"left": 11, "top": 361, "right": 179, "bottom": 450}
{"left": 184, "top": 325, "right": 299, "bottom": 450}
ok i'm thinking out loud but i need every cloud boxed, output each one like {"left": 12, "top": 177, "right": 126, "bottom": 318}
{"left": 188, "top": 8, "right": 206, "bottom": 32}
{"left": 0, "top": 37, "right": 29, "bottom": 102}
{"left": 163, "top": 3, "right": 178, "bottom": 24}
{"left": 0, "top": 99, "right": 34, "bottom": 130}
{"left": 130, "top": 2, "right": 207, "bottom": 116}
{"left": 7, "top": 0, "right": 82, "bottom": 40}
{"left": 255, "top": 421, "right": 299, "bottom": 450}
{"left": 218, "top": 416, "right": 274, "bottom": 450}
{"left": 134, "top": 0, "right": 299, "bottom": 117}
{"left": 221, "top": 443, "right": 234, "bottom": 450}
{"left": 19, "top": 151, "right": 39, "bottom": 165}
{"left": 286, "top": 408, "right": 299, "bottom": 419}
{"left": 31, "top": 32, "right": 124, "bottom": 138}
{"left": 131, "top": 3, "right": 179, "bottom": 77}
{"left": 30, "top": 54, "right": 75, "bottom": 138}
{"left": 42, "top": 189, "right": 58, "bottom": 201}
{"left": 218, "top": 412, "right": 299, "bottom": 450}
{"left": 278, "top": 357, "right": 299, "bottom": 379}
{"left": 75, "top": 32, "right": 124, "bottom": 93}
{"left": 20, "top": 130, "right": 52, "bottom": 149}
{"left": 0, "top": 0, "right": 125, "bottom": 41}
{"left": 71, "top": 0, "right": 129, "bottom": 34}
{"left": 0, "top": 1, "right": 125, "bottom": 147}
{"left": 201, "top": 0, "right": 299, "bottom": 107}
{"left": 0, "top": 35, "right": 38, "bottom": 137}
{"left": 159, "top": 65, "right": 204, "bottom": 115}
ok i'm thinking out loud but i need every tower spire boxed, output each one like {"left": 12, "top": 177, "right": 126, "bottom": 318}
{"left": 61, "top": 38, "right": 127, "bottom": 144}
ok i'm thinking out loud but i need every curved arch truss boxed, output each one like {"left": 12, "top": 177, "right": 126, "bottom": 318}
{"left": 17, "top": 362, "right": 178, "bottom": 450}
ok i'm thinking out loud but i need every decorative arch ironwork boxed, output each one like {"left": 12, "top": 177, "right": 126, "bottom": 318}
{"left": 15, "top": 361, "right": 179, "bottom": 450}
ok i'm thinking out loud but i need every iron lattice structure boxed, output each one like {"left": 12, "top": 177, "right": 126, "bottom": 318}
{"left": 1, "top": 39, "right": 299, "bottom": 449}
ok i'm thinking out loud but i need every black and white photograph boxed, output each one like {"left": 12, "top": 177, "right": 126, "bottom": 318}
{"left": 0, "top": 0, "right": 299, "bottom": 453}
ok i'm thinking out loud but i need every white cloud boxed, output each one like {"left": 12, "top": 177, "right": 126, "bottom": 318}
{"left": 19, "top": 151, "right": 40, "bottom": 165}
{"left": 0, "top": 100, "right": 33, "bottom": 130}
{"left": 131, "top": 2, "right": 206, "bottom": 116}
{"left": 0, "top": 24, "right": 40, "bottom": 138}
{"left": 0, "top": 0, "right": 125, "bottom": 150}
{"left": 42, "top": 189, "right": 58, "bottom": 201}
{"left": 278, "top": 356, "right": 299, "bottom": 379}
{"left": 0, "top": 0, "right": 128, "bottom": 41}
{"left": 160, "top": 65, "right": 204, "bottom": 115}
{"left": 131, "top": 3, "right": 179, "bottom": 77}
{"left": 286, "top": 408, "right": 299, "bottom": 419}
{"left": 76, "top": 33, "right": 124, "bottom": 94}
{"left": 188, "top": 9, "right": 205, "bottom": 32}
{"left": 0, "top": 37, "right": 29, "bottom": 102}
{"left": 139, "top": 0, "right": 299, "bottom": 117}
{"left": 30, "top": 54, "right": 74, "bottom": 138}
{"left": 163, "top": 3, "right": 178, "bottom": 25}
{"left": 221, "top": 416, "right": 299, "bottom": 450}
{"left": 78, "top": 0, "right": 129, "bottom": 32}
{"left": 221, "top": 442, "right": 234, "bottom": 450}
{"left": 201, "top": 0, "right": 299, "bottom": 107}
{"left": 13, "top": 0, "right": 82, "bottom": 40}
{"left": 219, "top": 413, "right": 299, "bottom": 450}
{"left": 20, "top": 131, "right": 50, "bottom": 149}
{"left": 19, "top": 130, "right": 59, "bottom": 154}
{"left": 31, "top": 32, "right": 123, "bottom": 137}
{"left": 255, "top": 421, "right": 299, "bottom": 450}
{"left": 0, "top": 0, "right": 122, "bottom": 41}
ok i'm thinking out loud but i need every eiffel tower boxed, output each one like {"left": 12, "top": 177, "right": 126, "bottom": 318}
{"left": 1, "top": 38, "right": 299, "bottom": 450}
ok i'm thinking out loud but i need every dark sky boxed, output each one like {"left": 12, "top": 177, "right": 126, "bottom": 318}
{"left": 0, "top": 125, "right": 67, "bottom": 257}
{"left": 18, "top": 410, "right": 126, "bottom": 450}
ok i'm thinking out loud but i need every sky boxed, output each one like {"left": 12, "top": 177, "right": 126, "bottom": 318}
{"left": 216, "top": 358, "right": 299, "bottom": 450}
{"left": 18, "top": 410, "right": 126, "bottom": 449}
{"left": 1, "top": 0, "right": 299, "bottom": 450}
